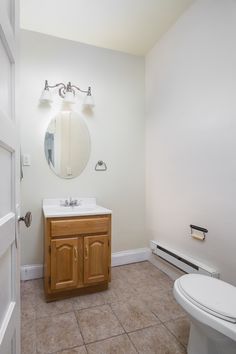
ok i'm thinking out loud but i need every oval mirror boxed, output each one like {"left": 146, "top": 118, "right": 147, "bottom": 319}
{"left": 44, "top": 111, "right": 90, "bottom": 178}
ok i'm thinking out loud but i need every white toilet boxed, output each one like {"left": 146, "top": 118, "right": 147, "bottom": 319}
{"left": 174, "top": 274, "right": 236, "bottom": 354}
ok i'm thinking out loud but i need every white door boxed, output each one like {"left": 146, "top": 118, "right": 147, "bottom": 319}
{"left": 0, "top": 0, "right": 20, "bottom": 353}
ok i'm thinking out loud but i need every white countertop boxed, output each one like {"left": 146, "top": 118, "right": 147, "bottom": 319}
{"left": 43, "top": 198, "right": 112, "bottom": 218}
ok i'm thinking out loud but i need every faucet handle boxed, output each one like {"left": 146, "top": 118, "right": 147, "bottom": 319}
{"left": 72, "top": 199, "right": 78, "bottom": 206}
{"left": 60, "top": 199, "right": 69, "bottom": 206}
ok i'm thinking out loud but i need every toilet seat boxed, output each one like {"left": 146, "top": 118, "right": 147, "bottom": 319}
{"left": 178, "top": 274, "right": 236, "bottom": 323}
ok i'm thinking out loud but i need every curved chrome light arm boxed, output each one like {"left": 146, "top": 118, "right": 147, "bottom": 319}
{"left": 44, "top": 80, "right": 66, "bottom": 90}
{"left": 71, "top": 84, "right": 91, "bottom": 95}
{"left": 42, "top": 80, "right": 93, "bottom": 103}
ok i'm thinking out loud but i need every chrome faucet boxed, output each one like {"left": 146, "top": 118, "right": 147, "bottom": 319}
{"left": 69, "top": 197, "right": 80, "bottom": 207}
{"left": 61, "top": 197, "right": 80, "bottom": 207}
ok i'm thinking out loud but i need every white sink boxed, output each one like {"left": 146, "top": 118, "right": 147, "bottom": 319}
{"left": 55, "top": 205, "right": 96, "bottom": 212}
{"left": 43, "top": 198, "right": 112, "bottom": 218}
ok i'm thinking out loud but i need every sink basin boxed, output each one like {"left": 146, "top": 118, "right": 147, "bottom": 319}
{"left": 57, "top": 205, "right": 96, "bottom": 212}
{"left": 43, "top": 198, "right": 112, "bottom": 218}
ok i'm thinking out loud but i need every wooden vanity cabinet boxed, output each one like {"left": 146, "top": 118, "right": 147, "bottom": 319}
{"left": 44, "top": 214, "right": 111, "bottom": 301}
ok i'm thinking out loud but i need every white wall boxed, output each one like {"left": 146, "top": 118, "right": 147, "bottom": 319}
{"left": 20, "top": 30, "right": 146, "bottom": 266}
{"left": 146, "top": 0, "right": 236, "bottom": 285}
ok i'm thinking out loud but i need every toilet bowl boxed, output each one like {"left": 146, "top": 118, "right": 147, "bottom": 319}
{"left": 173, "top": 274, "right": 236, "bottom": 354}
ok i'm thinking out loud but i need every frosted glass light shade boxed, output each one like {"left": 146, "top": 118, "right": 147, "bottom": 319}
{"left": 83, "top": 94, "right": 95, "bottom": 107}
{"left": 64, "top": 91, "right": 75, "bottom": 104}
{"left": 40, "top": 89, "right": 52, "bottom": 102}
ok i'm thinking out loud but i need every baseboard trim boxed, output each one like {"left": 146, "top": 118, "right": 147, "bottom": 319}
{"left": 111, "top": 247, "right": 151, "bottom": 267}
{"left": 20, "top": 247, "right": 151, "bottom": 281}
{"left": 21, "top": 264, "right": 43, "bottom": 281}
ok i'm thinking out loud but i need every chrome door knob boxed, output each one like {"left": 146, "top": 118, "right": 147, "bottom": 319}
{"left": 19, "top": 212, "right": 32, "bottom": 228}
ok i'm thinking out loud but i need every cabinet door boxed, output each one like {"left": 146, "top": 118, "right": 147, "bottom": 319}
{"left": 51, "top": 238, "right": 78, "bottom": 290}
{"left": 84, "top": 235, "right": 109, "bottom": 284}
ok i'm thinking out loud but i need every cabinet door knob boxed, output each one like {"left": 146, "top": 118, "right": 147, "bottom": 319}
{"left": 19, "top": 211, "right": 32, "bottom": 228}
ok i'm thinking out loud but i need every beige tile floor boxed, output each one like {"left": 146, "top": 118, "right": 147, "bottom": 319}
{"left": 21, "top": 261, "right": 190, "bottom": 354}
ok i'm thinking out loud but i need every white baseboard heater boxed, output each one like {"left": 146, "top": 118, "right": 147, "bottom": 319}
{"left": 150, "top": 240, "right": 219, "bottom": 278}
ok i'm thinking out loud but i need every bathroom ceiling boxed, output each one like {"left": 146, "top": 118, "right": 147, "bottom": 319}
{"left": 20, "top": 0, "right": 193, "bottom": 56}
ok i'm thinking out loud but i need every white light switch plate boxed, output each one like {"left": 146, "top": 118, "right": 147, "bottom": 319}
{"left": 23, "top": 154, "right": 31, "bottom": 166}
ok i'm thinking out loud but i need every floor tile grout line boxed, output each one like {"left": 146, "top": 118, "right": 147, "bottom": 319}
{"left": 36, "top": 308, "right": 74, "bottom": 320}
{"left": 108, "top": 303, "right": 127, "bottom": 334}
{"left": 126, "top": 332, "right": 140, "bottom": 354}
{"left": 109, "top": 302, "right": 162, "bottom": 335}
{"left": 84, "top": 332, "right": 131, "bottom": 346}
{"left": 36, "top": 312, "right": 86, "bottom": 354}
{"left": 161, "top": 319, "right": 187, "bottom": 351}
{"left": 35, "top": 312, "right": 85, "bottom": 354}
{"left": 73, "top": 300, "right": 107, "bottom": 313}
{"left": 35, "top": 342, "right": 86, "bottom": 354}
{"left": 162, "top": 314, "right": 187, "bottom": 324}
{"left": 126, "top": 321, "right": 165, "bottom": 335}
{"left": 149, "top": 308, "right": 162, "bottom": 323}
{"left": 149, "top": 304, "right": 187, "bottom": 327}
{"left": 127, "top": 323, "right": 187, "bottom": 354}
{"left": 155, "top": 311, "right": 187, "bottom": 330}
{"left": 151, "top": 311, "right": 188, "bottom": 352}
{"left": 108, "top": 315, "right": 179, "bottom": 340}
{"left": 74, "top": 309, "right": 87, "bottom": 349}
{"left": 158, "top": 314, "right": 187, "bottom": 326}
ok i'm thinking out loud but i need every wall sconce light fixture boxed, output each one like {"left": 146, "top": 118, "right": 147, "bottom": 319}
{"left": 40, "top": 80, "right": 95, "bottom": 107}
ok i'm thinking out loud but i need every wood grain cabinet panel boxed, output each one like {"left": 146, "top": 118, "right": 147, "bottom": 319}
{"left": 50, "top": 217, "right": 109, "bottom": 237}
{"left": 84, "top": 235, "right": 109, "bottom": 284}
{"left": 51, "top": 237, "right": 79, "bottom": 290}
